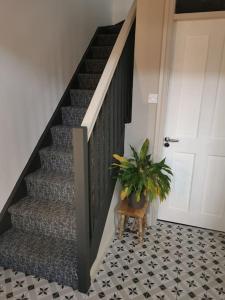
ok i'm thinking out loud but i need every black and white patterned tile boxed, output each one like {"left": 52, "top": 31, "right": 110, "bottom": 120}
{"left": 0, "top": 221, "right": 225, "bottom": 299}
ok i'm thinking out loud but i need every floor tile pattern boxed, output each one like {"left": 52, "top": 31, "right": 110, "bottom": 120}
{"left": 0, "top": 221, "right": 225, "bottom": 300}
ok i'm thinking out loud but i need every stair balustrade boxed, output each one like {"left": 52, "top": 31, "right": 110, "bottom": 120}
{"left": 73, "top": 2, "right": 136, "bottom": 293}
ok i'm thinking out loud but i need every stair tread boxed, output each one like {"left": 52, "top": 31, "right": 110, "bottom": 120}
{"left": 61, "top": 106, "right": 87, "bottom": 127}
{"left": 26, "top": 169, "right": 73, "bottom": 184}
{"left": 61, "top": 106, "right": 87, "bottom": 111}
{"left": 88, "top": 46, "right": 113, "bottom": 59}
{"left": 0, "top": 228, "right": 77, "bottom": 263}
{"left": 39, "top": 145, "right": 72, "bottom": 155}
{"left": 51, "top": 125, "right": 73, "bottom": 130}
{"left": 70, "top": 88, "right": 95, "bottom": 93}
{"left": 81, "top": 58, "right": 107, "bottom": 74}
{"left": 8, "top": 196, "right": 76, "bottom": 241}
{"left": 94, "top": 34, "right": 118, "bottom": 46}
{"left": 9, "top": 196, "right": 74, "bottom": 220}
{"left": 85, "top": 58, "right": 107, "bottom": 62}
{"left": 78, "top": 73, "right": 102, "bottom": 77}
{"left": 96, "top": 33, "right": 118, "bottom": 39}
{"left": 0, "top": 229, "right": 78, "bottom": 288}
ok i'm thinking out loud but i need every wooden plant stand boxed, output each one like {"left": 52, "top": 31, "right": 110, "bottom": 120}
{"left": 116, "top": 199, "right": 148, "bottom": 243}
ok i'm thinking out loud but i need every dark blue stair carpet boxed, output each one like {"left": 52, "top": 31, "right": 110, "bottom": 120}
{"left": 9, "top": 197, "right": 77, "bottom": 241}
{"left": 0, "top": 229, "right": 78, "bottom": 289}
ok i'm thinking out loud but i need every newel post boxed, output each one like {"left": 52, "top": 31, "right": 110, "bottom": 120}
{"left": 72, "top": 127, "right": 90, "bottom": 293}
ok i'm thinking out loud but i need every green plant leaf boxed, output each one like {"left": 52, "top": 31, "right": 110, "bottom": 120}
{"left": 140, "top": 139, "right": 149, "bottom": 160}
{"left": 111, "top": 138, "right": 173, "bottom": 204}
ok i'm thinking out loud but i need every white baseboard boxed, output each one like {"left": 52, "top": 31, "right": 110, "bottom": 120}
{"left": 90, "top": 181, "right": 121, "bottom": 279}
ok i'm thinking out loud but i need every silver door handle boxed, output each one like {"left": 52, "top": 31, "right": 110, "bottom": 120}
{"left": 165, "top": 137, "right": 179, "bottom": 143}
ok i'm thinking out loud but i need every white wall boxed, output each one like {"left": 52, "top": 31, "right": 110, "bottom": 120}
{"left": 112, "top": 0, "right": 133, "bottom": 24}
{"left": 125, "top": 0, "right": 166, "bottom": 154}
{"left": 0, "top": 0, "right": 114, "bottom": 213}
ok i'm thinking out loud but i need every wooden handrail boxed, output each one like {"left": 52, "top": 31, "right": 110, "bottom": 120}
{"left": 81, "top": 0, "right": 136, "bottom": 140}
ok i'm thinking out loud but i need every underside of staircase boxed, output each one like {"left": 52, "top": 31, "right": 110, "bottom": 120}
{"left": 0, "top": 23, "right": 122, "bottom": 290}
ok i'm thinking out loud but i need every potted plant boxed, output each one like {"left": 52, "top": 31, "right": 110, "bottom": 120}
{"left": 112, "top": 139, "right": 173, "bottom": 209}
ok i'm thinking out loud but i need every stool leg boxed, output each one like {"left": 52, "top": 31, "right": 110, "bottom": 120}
{"left": 139, "top": 217, "right": 143, "bottom": 243}
{"left": 116, "top": 213, "right": 121, "bottom": 236}
{"left": 131, "top": 218, "right": 137, "bottom": 232}
{"left": 143, "top": 214, "right": 147, "bottom": 230}
{"left": 119, "top": 214, "right": 125, "bottom": 239}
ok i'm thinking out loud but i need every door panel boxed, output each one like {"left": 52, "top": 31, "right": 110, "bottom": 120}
{"left": 158, "top": 19, "right": 225, "bottom": 231}
{"left": 211, "top": 45, "right": 225, "bottom": 139}
{"left": 169, "top": 152, "right": 195, "bottom": 211}
{"left": 202, "top": 156, "right": 225, "bottom": 217}
{"left": 176, "top": 35, "right": 208, "bottom": 138}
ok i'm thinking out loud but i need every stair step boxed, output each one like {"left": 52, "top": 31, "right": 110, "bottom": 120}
{"left": 88, "top": 46, "right": 113, "bottom": 59}
{"left": 70, "top": 89, "right": 94, "bottom": 107}
{"left": 77, "top": 73, "right": 101, "bottom": 89}
{"left": 0, "top": 229, "right": 78, "bottom": 289}
{"left": 82, "top": 59, "right": 107, "bottom": 74}
{"left": 51, "top": 126, "right": 72, "bottom": 148}
{"left": 94, "top": 34, "right": 118, "bottom": 46}
{"left": 39, "top": 146, "right": 73, "bottom": 175}
{"left": 25, "top": 170, "right": 75, "bottom": 203}
{"left": 61, "top": 106, "right": 86, "bottom": 127}
{"left": 9, "top": 197, "right": 77, "bottom": 241}
{"left": 98, "top": 22, "right": 123, "bottom": 34}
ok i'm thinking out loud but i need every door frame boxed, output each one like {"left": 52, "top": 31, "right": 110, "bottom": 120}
{"left": 153, "top": 5, "right": 225, "bottom": 161}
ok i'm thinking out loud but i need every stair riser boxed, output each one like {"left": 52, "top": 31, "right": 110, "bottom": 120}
{"left": 0, "top": 255, "right": 78, "bottom": 289}
{"left": 39, "top": 150, "right": 73, "bottom": 175}
{"left": 11, "top": 214, "right": 77, "bottom": 241}
{"left": 61, "top": 107, "right": 86, "bottom": 127}
{"left": 83, "top": 60, "right": 106, "bottom": 73}
{"left": 70, "top": 90, "right": 94, "bottom": 107}
{"left": 89, "top": 47, "right": 112, "bottom": 59}
{"left": 78, "top": 74, "right": 101, "bottom": 89}
{"left": 25, "top": 177, "right": 75, "bottom": 203}
{"left": 51, "top": 127, "right": 72, "bottom": 148}
{"left": 94, "top": 35, "right": 117, "bottom": 46}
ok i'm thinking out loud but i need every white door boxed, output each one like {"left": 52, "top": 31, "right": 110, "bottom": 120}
{"left": 158, "top": 18, "right": 225, "bottom": 232}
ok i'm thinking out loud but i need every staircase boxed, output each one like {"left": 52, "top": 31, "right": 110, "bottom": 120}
{"left": 0, "top": 23, "right": 123, "bottom": 290}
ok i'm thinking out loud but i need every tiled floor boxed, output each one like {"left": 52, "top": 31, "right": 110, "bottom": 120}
{"left": 0, "top": 221, "right": 225, "bottom": 300}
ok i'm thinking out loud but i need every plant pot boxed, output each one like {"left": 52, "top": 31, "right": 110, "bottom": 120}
{"left": 128, "top": 193, "right": 146, "bottom": 209}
